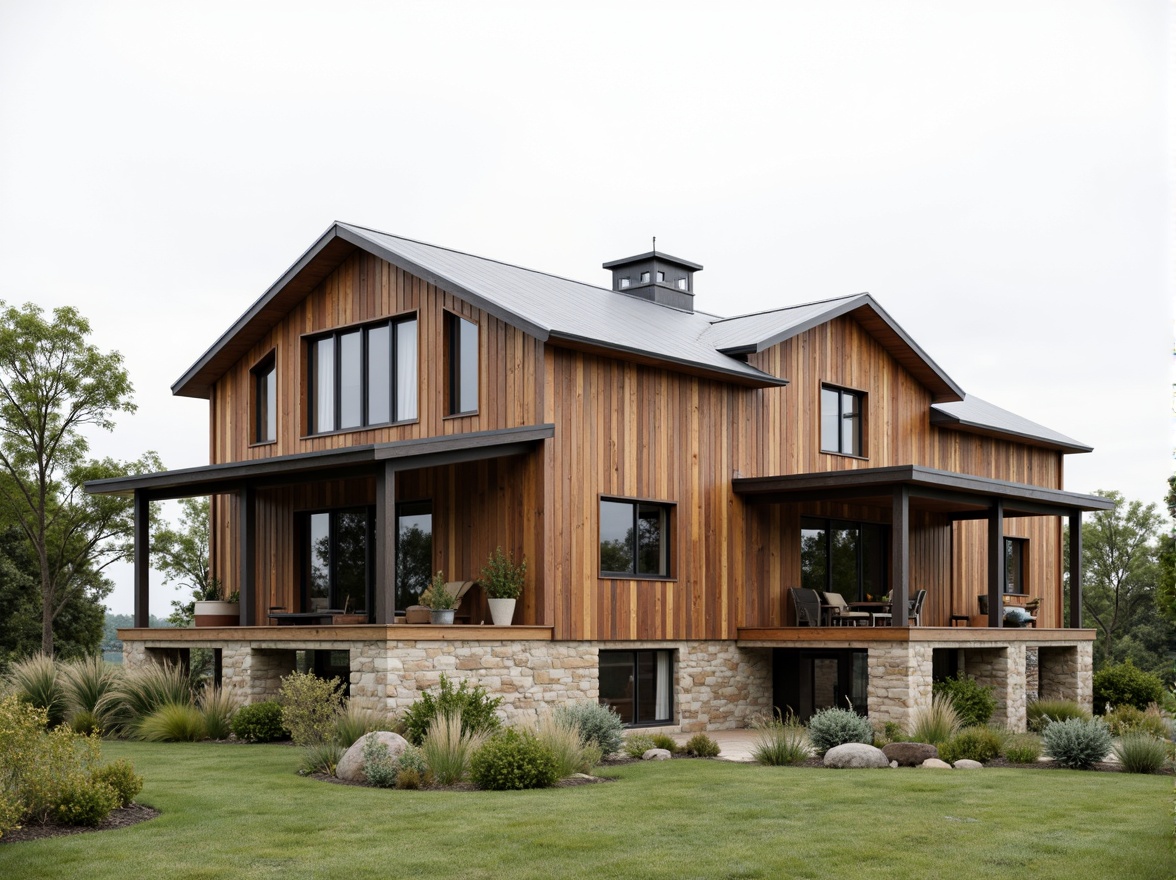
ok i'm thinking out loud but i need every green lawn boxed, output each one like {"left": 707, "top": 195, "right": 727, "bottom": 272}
{"left": 1, "top": 742, "right": 1172, "bottom": 880}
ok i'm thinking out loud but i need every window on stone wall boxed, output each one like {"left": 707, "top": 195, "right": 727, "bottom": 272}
{"left": 599, "top": 649, "right": 674, "bottom": 725}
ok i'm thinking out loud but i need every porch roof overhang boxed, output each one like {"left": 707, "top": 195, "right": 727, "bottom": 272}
{"left": 85, "top": 424, "right": 555, "bottom": 501}
{"left": 732, "top": 464, "right": 1114, "bottom": 518}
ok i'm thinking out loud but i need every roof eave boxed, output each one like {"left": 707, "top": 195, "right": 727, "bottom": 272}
{"left": 929, "top": 408, "right": 1093, "bottom": 454}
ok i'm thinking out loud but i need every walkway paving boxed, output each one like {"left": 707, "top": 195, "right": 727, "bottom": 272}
{"left": 671, "top": 729, "right": 760, "bottom": 762}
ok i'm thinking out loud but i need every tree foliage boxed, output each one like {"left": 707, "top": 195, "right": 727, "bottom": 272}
{"left": 150, "top": 497, "right": 216, "bottom": 625}
{"left": 0, "top": 302, "right": 157, "bottom": 655}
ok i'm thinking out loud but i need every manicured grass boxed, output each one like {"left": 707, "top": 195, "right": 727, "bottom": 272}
{"left": 1, "top": 742, "right": 1172, "bottom": 880}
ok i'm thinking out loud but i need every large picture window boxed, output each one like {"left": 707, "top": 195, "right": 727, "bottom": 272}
{"left": 800, "top": 517, "right": 888, "bottom": 602}
{"left": 600, "top": 498, "right": 671, "bottom": 577}
{"left": 396, "top": 501, "right": 433, "bottom": 612}
{"left": 820, "top": 384, "right": 864, "bottom": 456}
{"left": 1004, "top": 537, "right": 1027, "bottom": 594}
{"left": 304, "top": 508, "right": 372, "bottom": 615}
{"left": 447, "top": 313, "right": 478, "bottom": 415}
{"left": 307, "top": 316, "right": 417, "bottom": 434}
{"left": 599, "top": 650, "right": 674, "bottom": 725}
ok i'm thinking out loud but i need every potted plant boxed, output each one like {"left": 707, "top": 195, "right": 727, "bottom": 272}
{"left": 480, "top": 547, "right": 526, "bottom": 626}
{"left": 420, "top": 571, "right": 457, "bottom": 625}
{"left": 194, "top": 581, "right": 240, "bottom": 627}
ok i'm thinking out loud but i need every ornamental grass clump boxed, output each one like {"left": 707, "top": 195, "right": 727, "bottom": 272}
{"left": 278, "top": 671, "right": 345, "bottom": 747}
{"left": 1041, "top": 717, "right": 1112, "bottom": 769}
{"left": 403, "top": 673, "right": 501, "bottom": 746}
{"left": 1111, "top": 732, "right": 1170, "bottom": 774}
{"left": 6, "top": 653, "right": 67, "bottom": 728}
{"left": 134, "top": 701, "right": 207, "bottom": 742}
{"left": 806, "top": 707, "right": 873, "bottom": 755}
{"left": 909, "top": 693, "right": 961, "bottom": 745}
{"left": 421, "top": 710, "right": 488, "bottom": 785}
{"left": 61, "top": 656, "right": 121, "bottom": 733}
{"left": 198, "top": 686, "right": 241, "bottom": 740}
{"left": 1003, "top": 733, "right": 1043, "bottom": 764}
{"left": 535, "top": 710, "right": 601, "bottom": 777}
{"left": 1026, "top": 698, "right": 1089, "bottom": 733}
{"left": 335, "top": 702, "right": 398, "bottom": 748}
{"left": 932, "top": 672, "right": 996, "bottom": 728}
{"left": 937, "top": 725, "right": 1004, "bottom": 764}
{"left": 99, "top": 660, "right": 193, "bottom": 736}
{"left": 470, "top": 728, "right": 559, "bottom": 791}
{"left": 300, "top": 741, "right": 346, "bottom": 777}
{"left": 750, "top": 712, "right": 810, "bottom": 765}
{"left": 554, "top": 701, "right": 625, "bottom": 757}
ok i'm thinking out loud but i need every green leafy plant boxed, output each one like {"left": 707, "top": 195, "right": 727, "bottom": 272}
{"left": 684, "top": 733, "right": 721, "bottom": 758}
{"left": 278, "top": 671, "right": 345, "bottom": 746}
{"left": 230, "top": 700, "right": 287, "bottom": 743}
{"left": 554, "top": 701, "right": 625, "bottom": 757}
{"left": 909, "top": 693, "right": 961, "bottom": 745}
{"left": 623, "top": 733, "right": 657, "bottom": 758}
{"left": 1093, "top": 660, "right": 1165, "bottom": 713}
{"left": 938, "top": 725, "right": 1004, "bottom": 764}
{"left": 1041, "top": 717, "right": 1112, "bottom": 769}
{"left": 534, "top": 710, "right": 601, "bottom": 777}
{"left": 480, "top": 547, "right": 526, "bottom": 599}
{"left": 750, "top": 711, "right": 810, "bottom": 765}
{"left": 932, "top": 673, "right": 996, "bottom": 728}
{"left": 806, "top": 707, "right": 873, "bottom": 754}
{"left": 419, "top": 571, "right": 458, "bottom": 610}
{"left": 872, "top": 720, "right": 907, "bottom": 747}
{"left": 361, "top": 736, "right": 400, "bottom": 788}
{"left": 51, "top": 777, "right": 119, "bottom": 827}
{"left": 402, "top": 673, "right": 502, "bottom": 745}
{"left": 1026, "top": 698, "right": 1089, "bottom": 733}
{"left": 1111, "top": 732, "right": 1170, "bottom": 774}
{"left": 471, "top": 727, "right": 559, "bottom": 790}
{"left": 1003, "top": 733, "right": 1043, "bottom": 764}
{"left": 1103, "top": 703, "right": 1169, "bottom": 739}
{"left": 91, "top": 759, "right": 143, "bottom": 806}
{"left": 421, "top": 710, "right": 489, "bottom": 785}
{"left": 648, "top": 732, "right": 679, "bottom": 753}
{"left": 134, "top": 701, "right": 207, "bottom": 742}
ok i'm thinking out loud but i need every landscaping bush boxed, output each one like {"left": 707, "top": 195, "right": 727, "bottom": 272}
{"left": 937, "top": 725, "right": 1003, "bottom": 764}
{"left": 1111, "top": 732, "right": 1170, "bottom": 774}
{"left": 909, "top": 694, "right": 961, "bottom": 745}
{"left": 278, "top": 671, "right": 345, "bottom": 747}
{"left": 932, "top": 673, "right": 996, "bottom": 728}
{"left": 806, "top": 707, "right": 873, "bottom": 754}
{"left": 198, "top": 686, "right": 241, "bottom": 740}
{"left": 402, "top": 673, "right": 502, "bottom": 746}
{"left": 1003, "top": 733, "right": 1043, "bottom": 764}
{"left": 750, "top": 712, "right": 809, "bottom": 766}
{"left": 135, "top": 701, "right": 207, "bottom": 742}
{"left": 361, "top": 736, "right": 400, "bottom": 787}
{"left": 649, "top": 733, "right": 679, "bottom": 753}
{"left": 535, "top": 711, "right": 601, "bottom": 777}
{"left": 872, "top": 720, "right": 907, "bottom": 748}
{"left": 1092, "top": 660, "right": 1165, "bottom": 713}
{"left": 0, "top": 694, "right": 48, "bottom": 836}
{"left": 91, "top": 759, "right": 143, "bottom": 806}
{"left": 554, "top": 701, "right": 625, "bottom": 757}
{"left": 6, "top": 653, "right": 66, "bottom": 727}
{"left": 51, "top": 778, "right": 119, "bottom": 827}
{"left": 1103, "top": 704, "right": 1169, "bottom": 739}
{"left": 1026, "top": 698, "right": 1089, "bottom": 733}
{"left": 1041, "top": 717, "right": 1112, "bottom": 769}
{"left": 421, "top": 710, "right": 488, "bottom": 785}
{"left": 470, "top": 728, "right": 559, "bottom": 791}
{"left": 623, "top": 733, "right": 657, "bottom": 758}
{"left": 61, "top": 656, "right": 121, "bottom": 733}
{"left": 231, "top": 700, "right": 286, "bottom": 743}
{"left": 684, "top": 733, "right": 721, "bottom": 758}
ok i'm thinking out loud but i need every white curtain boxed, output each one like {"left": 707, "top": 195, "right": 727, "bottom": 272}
{"left": 655, "top": 651, "right": 671, "bottom": 721}
{"left": 397, "top": 320, "right": 418, "bottom": 421}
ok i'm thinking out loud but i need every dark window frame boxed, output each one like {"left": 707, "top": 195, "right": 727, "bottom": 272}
{"left": 305, "top": 314, "right": 418, "bottom": 436}
{"left": 599, "top": 496, "right": 674, "bottom": 579}
{"left": 251, "top": 350, "right": 277, "bottom": 446}
{"left": 598, "top": 649, "right": 675, "bottom": 726}
{"left": 1004, "top": 536, "right": 1027, "bottom": 595}
{"left": 301, "top": 506, "right": 375, "bottom": 616}
{"left": 446, "top": 312, "right": 479, "bottom": 416}
{"left": 800, "top": 516, "right": 890, "bottom": 603}
{"left": 395, "top": 499, "right": 433, "bottom": 613}
{"left": 820, "top": 383, "right": 866, "bottom": 457}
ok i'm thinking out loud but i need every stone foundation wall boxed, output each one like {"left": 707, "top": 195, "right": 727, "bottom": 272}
{"left": 962, "top": 645, "right": 1027, "bottom": 730}
{"left": 866, "top": 642, "right": 934, "bottom": 730}
{"left": 1038, "top": 643, "right": 1093, "bottom": 711}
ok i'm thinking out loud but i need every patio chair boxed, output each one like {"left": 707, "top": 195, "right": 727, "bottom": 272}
{"left": 789, "top": 588, "right": 823, "bottom": 627}
{"left": 908, "top": 589, "right": 926, "bottom": 626}
{"left": 821, "top": 592, "right": 871, "bottom": 626}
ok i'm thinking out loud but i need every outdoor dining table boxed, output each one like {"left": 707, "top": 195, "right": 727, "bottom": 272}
{"left": 847, "top": 601, "right": 891, "bottom": 625}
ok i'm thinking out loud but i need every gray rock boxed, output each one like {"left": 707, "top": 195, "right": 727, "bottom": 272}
{"left": 822, "top": 743, "right": 890, "bottom": 769}
{"left": 337, "top": 730, "right": 409, "bottom": 782}
{"left": 953, "top": 759, "right": 983, "bottom": 770}
{"left": 643, "top": 748, "right": 672, "bottom": 761}
{"left": 920, "top": 758, "right": 953, "bottom": 769}
{"left": 882, "top": 741, "right": 939, "bottom": 767}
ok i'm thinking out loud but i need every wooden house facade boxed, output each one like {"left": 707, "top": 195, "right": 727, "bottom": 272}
{"left": 90, "top": 223, "right": 1112, "bottom": 732}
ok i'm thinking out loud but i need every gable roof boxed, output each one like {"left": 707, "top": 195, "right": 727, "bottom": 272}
{"left": 930, "top": 395, "right": 1092, "bottom": 453}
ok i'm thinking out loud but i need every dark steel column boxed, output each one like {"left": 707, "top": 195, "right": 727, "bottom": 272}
{"left": 133, "top": 491, "right": 149, "bottom": 628}
{"left": 374, "top": 462, "right": 397, "bottom": 624}
{"left": 891, "top": 485, "right": 910, "bottom": 626}
{"left": 987, "top": 499, "right": 1004, "bottom": 627}
{"left": 1068, "top": 511, "right": 1083, "bottom": 628}
{"left": 239, "top": 485, "right": 256, "bottom": 625}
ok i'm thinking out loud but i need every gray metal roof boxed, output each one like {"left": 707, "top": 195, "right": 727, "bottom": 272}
{"left": 931, "top": 395, "right": 1092, "bottom": 453}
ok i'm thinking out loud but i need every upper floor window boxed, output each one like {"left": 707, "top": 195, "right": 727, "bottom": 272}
{"left": 252, "top": 352, "right": 276, "bottom": 444}
{"left": 307, "top": 316, "right": 417, "bottom": 435}
{"left": 600, "top": 497, "right": 672, "bottom": 577}
{"left": 447, "top": 313, "right": 478, "bottom": 415}
{"left": 821, "top": 384, "right": 864, "bottom": 456}
{"left": 1004, "top": 537, "right": 1026, "bottom": 594}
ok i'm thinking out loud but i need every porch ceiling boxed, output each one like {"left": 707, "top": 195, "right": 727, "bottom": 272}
{"left": 732, "top": 464, "right": 1114, "bottom": 518}
{"left": 84, "top": 423, "right": 555, "bottom": 501}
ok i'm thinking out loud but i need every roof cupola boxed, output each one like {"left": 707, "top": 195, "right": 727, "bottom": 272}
{"left": 603, "top": 244, "right": 702, "bottom": 312}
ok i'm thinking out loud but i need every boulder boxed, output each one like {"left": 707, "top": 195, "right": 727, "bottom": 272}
{"left": 882, "top": 741, "right": 939, "bottom": 767}
{"left": 953, "top": 759, "right": 983, "bottom": 770}
{"left": 643, "top": 748, "right": 672, "bottom": 761}
{"left": 920, "top": 758, "right": 953, "bottom": 770}
{"left": 822, "top": 743, "right": 890, "bottom": 769}
{"left": 337, "top": 731, "right": 409, "bottom": 782}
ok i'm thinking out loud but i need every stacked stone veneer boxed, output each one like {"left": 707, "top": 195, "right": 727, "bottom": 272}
{"left": 961, "top": 645, "right": 1027, "bottom": 731}
{"left": 134, "top": 638, "right": 772, "bottom": 731}
{"left": 1038, "top": 643, "right": 1093, "bottom": 711}
{"left": 867, "top": 643, "right": 935, "bottom": 731}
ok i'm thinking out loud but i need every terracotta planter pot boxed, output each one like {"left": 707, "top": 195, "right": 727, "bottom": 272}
{"left": 194, "top": 600, "right": 240, "bottom": 627}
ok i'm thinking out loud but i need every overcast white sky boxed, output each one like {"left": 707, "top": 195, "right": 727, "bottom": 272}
{"left": 0, "top": 1, "right": 1170, "bottom": 617}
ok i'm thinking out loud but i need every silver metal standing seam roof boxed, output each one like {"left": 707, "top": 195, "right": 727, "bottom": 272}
{"left": 930, "top": 395, "right": 1093, "bottom": 453}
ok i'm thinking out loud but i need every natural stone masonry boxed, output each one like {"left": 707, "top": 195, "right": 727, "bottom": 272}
{"left": 1038, "top": 643, "right": 1093, "bottom": 711}
{"left": 866, "top": 642, "right": 934, "bottom": 731}
{"left": 962, "top": 645, "right": 1027, "bottom": 730}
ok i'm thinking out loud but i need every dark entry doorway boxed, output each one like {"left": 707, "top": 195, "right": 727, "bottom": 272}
{"left": 772, "top": 649, "right": 868, "bottom": 722}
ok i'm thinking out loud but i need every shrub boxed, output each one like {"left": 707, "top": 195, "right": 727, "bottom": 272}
{"left": 361, "top": 736, "right": 400, "bottom": 787}
{"left": 1003, "top": 733, "right": 1043, "bottom": 764}
{"left": 1104, "top": 704, "right": 1169, "bottom": 739}
{"left": 872, "top": 721, "right": 907, "bottom": 747}
{"left": 932, "top": 673, "right": 996, "bottom": 728}
{"left": 402, "top": 673, "right": 502, "bottom": 746}
{"left": 534, "top": 711, "right": 600, "bottom": 777}
{"left": 91, "top": 759, "right": 143, "bottom": 806}
{"left": 938, "top": 725, "right": 1004, "bottom": 764}
{"left": 278, "top": 671, "right": 345, "bottom": 747}
{"left": 1026, "top": 699, "right": 1089, "bottom": 733}
{"left": 135, "top": 701, "right": 206, "bottom": 742}
{"left": 1041, "top": 717, "right": 1113, "bottom": 769}
{"left": 335, "top": 703, "right": 397, "bottom": 748}
{"left": 396, "top": 768, "right": 423, "bottom": 790}
{"left": 554, "top": 701, "right": 625, "bottom": 757}
{"left": 471, "top": 728, "right": 559, "bottom": 791}
{"left": 806, "top": 707, "right": 873, "bottom": 754}
{"left": 51, "top": 778, "right": 119, "bottom": 827}
{"left": 198, "top": 686, "right": 241, "bottom": 740}
{"left": 480, "top": 546, "right": 527, "bottom": 599}
{"left": 623, "top": 733, "right": 657, "bottom": 758}
{"left": 1112, "top": 732, "right": 1170, "bottom": 774}
{"left": 61, "top": 656, "right": 121, "bottom": 733}
{"left": 231, "top": 701, "right": 286, "bottom": 743}
{"left": 684, "top": 733, "right": 721, "bottom": 758}
{"left": 99, "top": 661, "right": 193, "bottom": 736}
{"left": 6, "top": 654, "right": 66, "bottom": 727}
{"left": 0, "top": 695, "right": 51, "bottom": 836}
{"left": 649, "top": 732, "right": 679, "bottom": 753}
{"left": 909, "top": 694, "right": 961, "bottom": 745}
{"left": 16, "top": 723, "right": 104, "bottom": 824}
{"left": 70, "top": 710, "right": 102, "bottom": 737}
{"left": 1093, "top": 660, "right": 1165, "bottom": 713}
{"left": 750, "top": 712, "right": 810, "bottom": 766}
{"left": 300, "top": 741, "right": 345, "bottom": 777}
{"left": 421, "top": 711, "right": 489, "bottom": 785}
